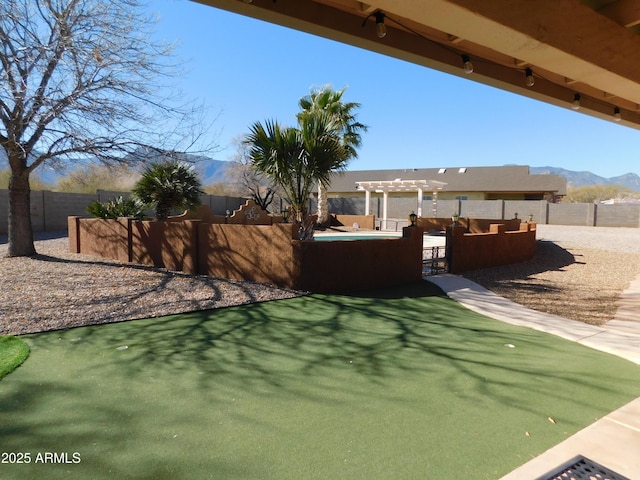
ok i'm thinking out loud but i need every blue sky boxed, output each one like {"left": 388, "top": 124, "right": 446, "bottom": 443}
{"left": 150, "top": 0, "right": 640, "bottom": 178}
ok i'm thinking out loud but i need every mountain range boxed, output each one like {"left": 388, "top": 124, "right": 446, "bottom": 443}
{"left": 181, "top": 161, "right": 640, "bottom": 192}
{"left": 0, "top": 149, "right": 234, "bottom": 187}
{"left": 1, "top": 149, "right": 639, "bottom": 191}
{"left": 530, "top": 166, "right": 640, "bottom": 191}
{"left": 183, "top": 161, "right": 640, "bottom": 191}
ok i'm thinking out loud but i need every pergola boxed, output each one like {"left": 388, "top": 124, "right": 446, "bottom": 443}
{"left": 356, "top": 179, "right": 447, "bottom": 226}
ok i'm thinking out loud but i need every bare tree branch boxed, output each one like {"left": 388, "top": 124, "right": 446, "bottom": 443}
{"left": 0, "top": 0, "right": 219, "bottom": 255}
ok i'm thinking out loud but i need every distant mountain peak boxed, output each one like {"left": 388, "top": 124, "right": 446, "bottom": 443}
{"left": 530, "top": 166, "right": 640, "bottom": 191}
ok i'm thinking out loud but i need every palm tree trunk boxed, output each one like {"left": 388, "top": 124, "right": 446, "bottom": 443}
{"left": 317, "top": 181, "right": 330, "bottom": 226}
{"left": 156, "top": 201, "right": 171, "bottom": 221}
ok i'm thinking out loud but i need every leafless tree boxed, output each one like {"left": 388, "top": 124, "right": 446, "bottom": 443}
{"left": 227, "top": 135, "right": 279, "bottom": 212}
{"left": 0, "top": 0, "right": 216, "bottom": 256}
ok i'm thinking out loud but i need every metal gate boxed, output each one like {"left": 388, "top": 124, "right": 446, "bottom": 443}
{"left": 423, "top": 245, "right": 447, "bottom": 276}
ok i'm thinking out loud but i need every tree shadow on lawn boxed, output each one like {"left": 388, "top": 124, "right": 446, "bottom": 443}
{"left": 3, "top": 280, "right": 640, "bottom": 479}
{"left": 22, "top": 279, "right": 639, "bottom": 413}
{"left": 0, "top": 381, "right": 252, "bottom": 480}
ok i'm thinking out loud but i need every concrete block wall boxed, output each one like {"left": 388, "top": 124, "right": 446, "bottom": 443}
{"left": 460, "top": 200, "right": 504, "bottom": 219}
{"left": 43, "top": 191, "right": 97, "bottom": 231}
{"left": 504, "top": 200, "right": 548, "bottom": 224}
{"left": 596, "top": 204, "right": 640, "bottom": 228}
{"left": 328, "top": 197, "right": 366, "bottom": 215}
{"left": 97, "top": 190, "right": 132, "bottom": 202}
{"left": 97, "top": 191, "right": 247, "bottom": 217}
{"left": 548, "top": 203, "right": 594, "bottom": 226}
{"left": 429, "top": 199, "right": 459, "bottom": 218}
{"left": 0, "top": 189, "right": 250, "bottom": 233}
{"left": 3, "top": 190, "right": 640, "bottom": 233}
{"left": 0, "top": 190, "right": 99, "bottom": 233}
{"left": 387, "top": 196, "right": 418, "bottom": 218}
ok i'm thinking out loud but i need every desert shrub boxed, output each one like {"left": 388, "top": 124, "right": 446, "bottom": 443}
{"left": 132, "top": 160, "right": 203, "bottom": 220}
{"left": 87, "top": 196, "right": 145, "bottom": 220}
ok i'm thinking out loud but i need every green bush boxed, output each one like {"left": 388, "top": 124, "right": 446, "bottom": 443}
{"left": 87, "top": 195, "right": 145, "bottom": 220}
{"left": 132, "top": 160, "right": 203, "bottom": 220}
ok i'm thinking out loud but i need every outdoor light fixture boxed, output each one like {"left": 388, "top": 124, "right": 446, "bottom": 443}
{"left": 451, "top": 213, "right": 459, "bottom": 225}
{"left": 525, "top": 68, "right": 535, "bottom": 87}
{"left": 572, "top": 93, "right": 581, "bottom": 110}
{"left": 361, "top": 10, "right": 387, "bottom": 38}
{"left": 409, "top": 211, "right": 417, "bottom": 227}
{"left": 461, "top": 54, "right": 473, "bottom": 74}
{"left": 614, "top": 107, "right": 622, "bottom": 122}
{"left": 281, "top": 209, "right": 288, "bottom": 223}
{"left": 374, "top": 11, "right": 387, "bottom": 38}
{"left": 528, "top": 214, "right": 534, "bottom": 222}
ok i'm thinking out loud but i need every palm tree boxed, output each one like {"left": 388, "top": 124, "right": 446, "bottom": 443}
{"left": 246, "top": 114, "right": 349, "bottom": 239}
{"left": 132, "top": 160, "right": 203, "bottom": 220}
{"left": 297, "top": 86, "right": 368, "bottom": 225}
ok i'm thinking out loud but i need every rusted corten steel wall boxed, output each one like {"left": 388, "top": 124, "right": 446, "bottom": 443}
{"left": 69, "top": 217, "right": 424, "bottom": 293}
{"left": 446, "top": 223, "right": 537, "bottom": 274}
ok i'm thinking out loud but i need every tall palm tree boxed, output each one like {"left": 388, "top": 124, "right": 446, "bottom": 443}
{"left": 132, "top": 160, "right": 203, "bottom": 220}
{"left": 246, "top": 114, "right": 349, "bottom": 239}
{"left": 297, "top": 86, "right": 368, "bottom": 225}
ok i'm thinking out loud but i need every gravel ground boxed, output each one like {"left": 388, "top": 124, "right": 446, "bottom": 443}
{"left": 0, "top": 232, "right": 301, "bottom": 336}
{"left": 1, "top": 225, "right": 638, "bottom": 335}
{"left": 463, "top": 225, "right": 640, "bottom": 325}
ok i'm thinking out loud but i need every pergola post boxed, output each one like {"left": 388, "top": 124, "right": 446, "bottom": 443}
{"left": 432, "top": 190, "right": 438, "bottom": 217}
{"left": 382, "top": 191, "right": 389, "bottom": 230}
{"left": 355, "top": 179, "right": 447, "bottom": 230}
{"left": 364, "top": 189, "right": 371, "bottom": 215}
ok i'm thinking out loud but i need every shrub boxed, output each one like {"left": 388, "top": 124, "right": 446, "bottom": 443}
{"left": 132, "top": 160, "right": 204, "bottom": 220}
{"left": 87, "top": 196, "right": 145, "bottom": 220}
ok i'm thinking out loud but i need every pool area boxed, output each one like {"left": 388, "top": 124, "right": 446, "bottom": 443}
{"left": 314, "top": 230, "right": 446, "bottom": 247}
{"left": 314, "top": 232, "right": 402, "bottom": 241}
{"left": 314, "top": 230, "right": 448, "bottom": 276}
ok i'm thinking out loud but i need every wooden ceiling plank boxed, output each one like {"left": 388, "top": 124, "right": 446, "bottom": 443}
{"left": 358, "top": 2, "right": 377, "bottom": 14}
{"left": 597, "top": 0, "right": 640, "bottom": 28}
{"left": 192, "top": 0, "right": 640, "bottom": 128}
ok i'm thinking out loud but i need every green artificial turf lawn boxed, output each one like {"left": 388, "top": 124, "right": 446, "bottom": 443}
{"left": 1, "top": 281, "right": 639, "bottom": 479}
{"left": 0, "top": 335, "right": 30, "bottom": 380}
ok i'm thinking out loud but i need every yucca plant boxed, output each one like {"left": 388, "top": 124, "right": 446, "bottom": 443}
{"left": 132, "top": 160, "right": 203, "bottom": 220}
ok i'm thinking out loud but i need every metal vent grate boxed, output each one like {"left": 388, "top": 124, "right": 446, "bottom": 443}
{"left": 543, "top": 456, "right": 629, "bottom": 480}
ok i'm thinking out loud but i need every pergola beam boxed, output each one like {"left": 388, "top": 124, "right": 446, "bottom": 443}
{"left": 356, "top": 179, "right": 447, "bottom": 229}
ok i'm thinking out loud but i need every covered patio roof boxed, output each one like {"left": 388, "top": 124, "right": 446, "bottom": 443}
{"left": 194, "top": 0, "right": 640, "bottom": 129}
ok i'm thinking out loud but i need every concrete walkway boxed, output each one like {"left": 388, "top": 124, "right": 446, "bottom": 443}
{"left": 427, "top": 273, "right": 640, "bottom": 480}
